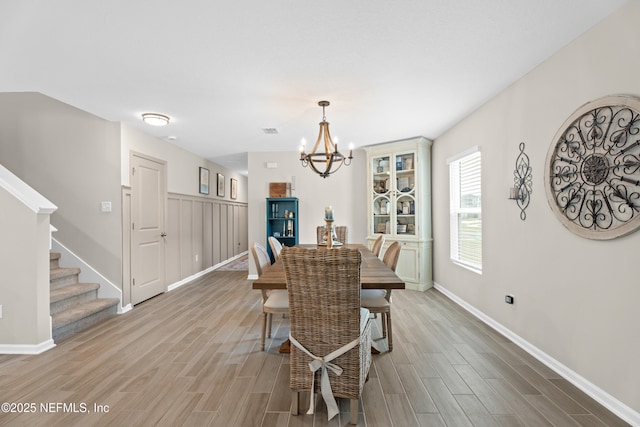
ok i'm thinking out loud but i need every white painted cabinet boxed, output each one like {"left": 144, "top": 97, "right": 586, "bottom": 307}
{"left": 365, "top": 137, "right": 432, "bottom": 291}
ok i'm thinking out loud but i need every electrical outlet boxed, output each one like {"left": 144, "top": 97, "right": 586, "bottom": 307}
{"left": 505, "top": 295, "right": 514, "bottom": 304}
{"left": 195, "top": 254, "right": 199, "bottom": 262}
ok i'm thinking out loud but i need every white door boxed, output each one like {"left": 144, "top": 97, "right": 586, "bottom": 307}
{"left": 131, "top": 154, "right": 167, "bottom": 305}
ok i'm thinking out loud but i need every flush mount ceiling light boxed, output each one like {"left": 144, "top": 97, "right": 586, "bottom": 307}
{"left": 299, "top": 101, "right": 353, "bottom": 178}
{"left": 142, "top": 113, "right": 170, "bottom": 126}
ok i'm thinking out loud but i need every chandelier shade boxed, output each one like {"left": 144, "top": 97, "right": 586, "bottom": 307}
{"left": 299, "top": 101, "right": 353, "bottom": 178}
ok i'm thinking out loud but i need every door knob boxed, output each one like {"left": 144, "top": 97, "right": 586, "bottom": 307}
{"left": 160, "top": 232, "right": 167, "bottom": 237}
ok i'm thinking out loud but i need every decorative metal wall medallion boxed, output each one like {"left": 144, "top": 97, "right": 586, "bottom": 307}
{"left": 512, "top": 142, "right": 532, "bottom": 220}
{"left": 544, "top": 95, "right": 640, "bottom": 239}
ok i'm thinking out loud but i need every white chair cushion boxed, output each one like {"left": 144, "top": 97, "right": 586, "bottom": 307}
{"left": 360, "top": 290, "right": 390, "bottom": 308}
{"left": 361, "top": 289, "right": 386, "bottom": 299}
{"left": 264, "top": 290, "right": 289, "bottom": 309}
{"left": 360, "top": 308, "right": 370, "bottom": 333}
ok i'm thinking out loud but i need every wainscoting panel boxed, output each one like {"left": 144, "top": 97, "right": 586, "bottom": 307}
{"left": 165, "top": 197, "right": 182, "bottom": 285}
{"left": 167, "top": 193, "right": 247, "bottom": 286}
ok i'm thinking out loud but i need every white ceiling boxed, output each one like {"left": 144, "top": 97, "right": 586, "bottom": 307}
{"left": 0, "top": 0, "right": 629, "bottom": 174}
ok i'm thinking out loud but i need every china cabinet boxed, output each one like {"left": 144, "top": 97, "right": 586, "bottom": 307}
{"left": 266, "top": 197, "right": 298, "bottom": 262}
{"left": 365, "top": 137, "right": 432, "bottom": 291}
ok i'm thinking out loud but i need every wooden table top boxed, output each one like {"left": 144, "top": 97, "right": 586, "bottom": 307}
{"left": 251, "top": 244, "right": 406, "bottom": 290}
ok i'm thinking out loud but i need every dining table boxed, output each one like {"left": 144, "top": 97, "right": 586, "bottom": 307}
{"left": 252, "top": 243, "right": 405, "bottom": 291}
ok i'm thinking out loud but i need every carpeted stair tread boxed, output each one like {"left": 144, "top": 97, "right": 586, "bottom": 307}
{"left": 50, "top": 283, "right": 100, "bottom": 303}
{"left": 50, "top": 252, "right": 61, "bottom": 269}
{"left": 50, "top": 267, "right": 81, "bottom": 281}
{"left": 49, "top": 251, "right": 121, "bottom": 342}
{"left": 52, "top": 298, "right": 119, "bottom": 329}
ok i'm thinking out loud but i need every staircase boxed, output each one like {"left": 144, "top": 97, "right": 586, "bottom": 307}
{"left": 50, "top": 252, "right": 119, "bottom": 342}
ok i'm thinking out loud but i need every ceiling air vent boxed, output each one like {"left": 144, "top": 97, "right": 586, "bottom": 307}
{"left": 262, "top": 128, "right": 279, "bottom": 134}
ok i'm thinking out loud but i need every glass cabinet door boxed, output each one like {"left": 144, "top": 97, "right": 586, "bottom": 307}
{"left": 394, "top": 152, "right": 416, "bottom": 236}
{"left": 372, "top": 155, "right": 391, "bottom": 235}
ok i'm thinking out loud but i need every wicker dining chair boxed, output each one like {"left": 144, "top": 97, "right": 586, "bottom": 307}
{"left": 268, "top": 236, "right": 283, "bottom": 260}
{"left": 371, "top": 234, "right": 385, "bottom": 258}
{"left": 316, "top": 225, "right": 349, "bottom": 244}
{"left": 251, "top": 242, "right": 289, "bottom": 351}
{"left": 281, "top": 246, "right": 372, "bottom": 425}
{"left": 360, "top": 240, "right": 401, "bottom": 351}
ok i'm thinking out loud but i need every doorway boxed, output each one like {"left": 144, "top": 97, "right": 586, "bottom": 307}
{"left": 130, "top": 153, "right": 167, "bottom": 305}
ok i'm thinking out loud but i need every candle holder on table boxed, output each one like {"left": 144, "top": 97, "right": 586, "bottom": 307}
{"left": 322, "top": 219, "right": 342, "bottom": 248}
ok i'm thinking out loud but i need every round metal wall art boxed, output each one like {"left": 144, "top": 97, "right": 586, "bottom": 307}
{"left": 544, "top": 95, "right": 640, "bottom": 240}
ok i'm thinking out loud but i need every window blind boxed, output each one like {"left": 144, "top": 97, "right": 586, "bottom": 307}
{"left": 449, "top": 150, "right": 482, "bottom": 271}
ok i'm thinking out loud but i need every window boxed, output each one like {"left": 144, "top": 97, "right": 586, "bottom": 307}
{"left": 449, "top": 148, "right": 482, "bottom": 272}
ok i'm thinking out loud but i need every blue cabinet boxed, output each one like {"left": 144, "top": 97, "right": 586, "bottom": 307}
{"left": 266, "top": 197, "right": 298, "bottom": 262}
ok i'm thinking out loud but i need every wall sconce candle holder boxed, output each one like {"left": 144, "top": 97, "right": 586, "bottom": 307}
{"left": 509, "top": 142, "right": 532, "bottom": 220}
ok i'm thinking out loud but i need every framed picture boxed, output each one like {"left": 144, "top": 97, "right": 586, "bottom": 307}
{"left": 199, "top": 167, "right": 209, "bottom": 195}
{"left": 230, "top": 178, "right": 237, "bottom": 200}
{"left": 217, "top": 173, "right": 225, "bottom": 197}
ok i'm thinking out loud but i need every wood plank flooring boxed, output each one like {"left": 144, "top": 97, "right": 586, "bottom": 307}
{"left": 0, "top": 269, "right": 630, "bottom": 426}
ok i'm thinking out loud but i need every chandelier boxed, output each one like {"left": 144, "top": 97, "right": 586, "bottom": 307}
{"left": 299, "top": 101, "right": 353, "bottom": 178}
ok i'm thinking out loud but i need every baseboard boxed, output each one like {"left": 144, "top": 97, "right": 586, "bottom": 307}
{"left": 119, "top": 304, "right": 132, "bottom": 314}
{"left": 167, "top": 266, "right": 216, "bottom": 291}
{"left": 0, "top": 339, "right": 56, "bottom": 355}
{"left": 167, "top": 251, "right": 249, "bottom": 292}
{"left": 433, "top": 282, "right": 640, "bottom": 426}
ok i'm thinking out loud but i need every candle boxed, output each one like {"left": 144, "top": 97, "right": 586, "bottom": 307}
{"left": 509, "top": 187, "right": 520, "bottom": 199}
{"left": 299, "top": 138, "right": 306, "bottom": 158}
{"left": 325, "top": 205, "right": 334, "bottom": 220}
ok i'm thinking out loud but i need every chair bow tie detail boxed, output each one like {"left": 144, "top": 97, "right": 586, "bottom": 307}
{"left": 289, "top": 333, "right": 359, "bottom": 420}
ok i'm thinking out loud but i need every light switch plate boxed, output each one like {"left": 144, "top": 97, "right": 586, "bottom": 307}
{"left": 101, "top": 201, "right": 112, "bottom": 212}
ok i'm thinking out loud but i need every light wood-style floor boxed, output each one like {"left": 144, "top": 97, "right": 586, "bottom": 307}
{"left": 0, "top": 269, "right": 629, "bottom": 427}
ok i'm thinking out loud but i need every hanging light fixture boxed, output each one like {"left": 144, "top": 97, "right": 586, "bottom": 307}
{"left": 299, "top": 101, "right": 353, "bottom": 178}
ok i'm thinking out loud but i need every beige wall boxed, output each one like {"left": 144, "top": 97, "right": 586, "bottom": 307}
{"left": 247, "top": 149, "right": 367, "bottom": 276}
{"left": 432, "top": 1, "right": 640, "bottom": 416}
{"left": 0, "top": 190, "right": 51, "bottom": 345}
{"left": 121, "top": 124, "right": 248, "bottom": 202}
{"left": 0, "top": 93, "right": 122, "bottom": 286}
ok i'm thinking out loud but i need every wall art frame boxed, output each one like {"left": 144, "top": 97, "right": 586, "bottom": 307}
{"left": 230, "top": 178, "right": 237, "bottom": 200}
{"left": 217, "top": 173, "right": 225, "bottom": 197}
{"left": 199, "top": 167, "right": 209, "bottom": 195}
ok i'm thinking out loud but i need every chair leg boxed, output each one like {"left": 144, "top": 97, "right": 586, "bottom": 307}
{"left": 267, "top": 313, "right": 273, "bottom": 338}
{"left": 291, "top": 391, "right": 299, "bottom": 415}
{"left": 261, "top": 312, "right": 267, "bottom": 351}
{"left": 381, "top": 312, "right": 387, "bottom": 338}
{"left": 350, "top": 399, "right": 359, "bottom": 424}
{"left": 386, "top": 312, "right": 393, "bottom": 351}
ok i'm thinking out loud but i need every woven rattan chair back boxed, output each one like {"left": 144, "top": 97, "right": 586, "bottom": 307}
{"left": 316, "top": 225, "right": 349, "bottom": 244}
{"left": 281, "top": 246, "right": 371, "bottom": 424}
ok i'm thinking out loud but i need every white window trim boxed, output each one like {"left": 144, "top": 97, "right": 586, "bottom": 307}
{"left": 446, "top": 145, "right": 480, "bottom": 165}
{"left": 449, "top": 147, "right": 482, "bottom": 274}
